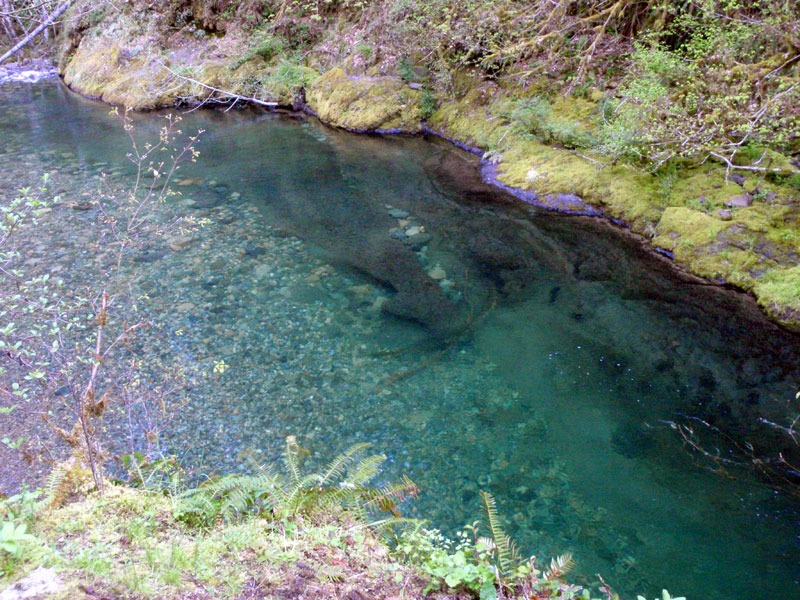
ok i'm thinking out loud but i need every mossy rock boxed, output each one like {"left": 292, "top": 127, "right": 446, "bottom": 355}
{"left": 669, "top": 172, "right": 744, "bottom": 209}
{"left": 755, "top": 264, "right": 800, "bottom": 327}
{"left": 654, "top": 207, "right": 729, "bottom": 252}
{"left": 58, "top": 9, "right": 304, "bottom": 109}
{"left": 306, "top": 68, "right": 424, "bottom": 132}
{"left": 428, "top": 92, "right": 507, "bottom": 148}
{"left": 61, "top": 38, "right": 176, "bottom": 108}
{"left": 429, "top": 91, "right": 663, "bottom": 231}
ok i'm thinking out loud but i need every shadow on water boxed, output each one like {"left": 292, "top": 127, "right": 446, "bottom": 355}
{"left": 1, "top": 80, "right": 799, "bottom": 599}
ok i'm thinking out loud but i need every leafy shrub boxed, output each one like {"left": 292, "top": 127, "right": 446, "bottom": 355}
{"left": 262, "top": 60, "right": 317, "bottom": 90}
{"left": 397, "top": 55, "right": 415, "bottom": 82}
{"left": 250, "top": 31, "right": 285, "bottom": 61}
{"left": 601, "top": 6, "right": 800, "bottom": 171}
{"left": 233, "top": 30, "right": 286, "bottom": 68}
{"left": 0, "top": 490, "right": 40, "bottom": 526}
{"left": 396, "top": 490, "right": 685, "bottom": 600}
{"left": 0, "top": 521, "right": 34, "bottom": 559}
{"left": 396, "top": 491, "right": 591, "bottom": 600}
{"left": 355, "top": 43, "right": 373, "bottom": 60}
{"left": 396, "top": 527, "right": 499, "bottom": 599}
{"left": 420, "top": 89, "right": 437, "bottom": 120}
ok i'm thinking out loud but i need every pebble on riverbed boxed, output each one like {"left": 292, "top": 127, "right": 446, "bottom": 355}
{"left": 388, "top": 208, "right": 409, "bottom": 219}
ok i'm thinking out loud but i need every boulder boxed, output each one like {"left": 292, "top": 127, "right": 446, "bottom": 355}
{"left": 724, "top": 193, "right": 752, "bottom": 208}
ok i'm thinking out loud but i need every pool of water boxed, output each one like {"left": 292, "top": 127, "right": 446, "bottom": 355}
{"left": 2, "top": 80, "right": 799, "bottom": 599}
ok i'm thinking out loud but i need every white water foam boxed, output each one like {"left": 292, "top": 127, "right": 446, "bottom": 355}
{"left": 0, "top": 64, "right": 57, "bottom": 85}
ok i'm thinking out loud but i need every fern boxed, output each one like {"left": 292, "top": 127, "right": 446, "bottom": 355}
{"left": 43, "top": 458, "right": 92, "bottom": 508}
{"left": 548, "top": 553, "right": 575, "bottom": 578}
{"left": 342, "top": 453, "right": 386, "bottom": 487}
{"left": 479, "top": 490, "right": 521, "bottom": 575}
{"left": 175, "top": 437, "right": 419, "bottom": 530}
{"left": 316, "top": 442, "right": 372, "bottom": 487}
{"left": 43, "top": 461, "right": 69, "bottom": 507}
{"left": 283, "top": 435, "right": 308, "bottom": 487}
{"left": 360, "top": 476, "right": 419, "bottom": 516}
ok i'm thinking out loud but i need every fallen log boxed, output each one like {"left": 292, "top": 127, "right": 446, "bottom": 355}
{"left": 0, "top": 1, "right": 71, "bottom": 65}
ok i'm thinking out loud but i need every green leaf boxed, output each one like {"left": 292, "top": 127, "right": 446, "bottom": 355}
{"left": 479, "top": 582, "right": 497, "bottom": 600}
{"left": 1, "top": 521, "right": 14, "bottom": 538}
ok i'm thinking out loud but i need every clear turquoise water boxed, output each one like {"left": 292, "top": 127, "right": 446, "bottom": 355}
{"left": 1, "top": 80, "right": 799, "bottom": 599}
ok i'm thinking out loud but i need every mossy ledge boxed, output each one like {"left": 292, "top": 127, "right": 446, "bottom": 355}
{"left": 54, "top": 2, "right": 800, "bottom": 332}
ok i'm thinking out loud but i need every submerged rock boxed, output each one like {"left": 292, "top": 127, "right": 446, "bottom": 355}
{"left": 244, "top": 243, "right": 266, "bottom": 257}
{"left": 168, "top": 235, "right": 194, "bottom": 251}
{"left": 388, "top": 208, "right": 409, "bottom": 219}
{"left": 405, "top": 232, "right": 431, "bottom": 251}
{"left": 427, "top": 265, "right": 446, "bottom": 280}
{"left": 133, "top": 248, "right": 167, "bottom": 263}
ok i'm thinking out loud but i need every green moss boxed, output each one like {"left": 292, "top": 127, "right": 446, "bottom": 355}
{"left": 429, "top": 105, "right": 500, "bottom": 147}
{"left": 430, "top": 90, "right": 665, "bottom": 231}
{"left": 755, "top": 265, "right": 800, "bottom": 325}
{"left": 306, "top": 68, "right": 423, "bottom": 131}
{"left": 550, "top": 95, "right": 599, "bottom": 124}
{"left": 654, "top": 207, "right": 728, "bottom": 252}
{"left": 694, "top": 248, "right": 762, "bottom": 286}
{"left": 733, "top": 205, "right": 777, "bottom": 233}
{"left": 669, "top": 171, "right": 743, "bottom": 209}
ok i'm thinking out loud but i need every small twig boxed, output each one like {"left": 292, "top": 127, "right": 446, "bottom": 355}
{"left": 757, "top": 53, "right": 800, "bottom": 84}
{"left": 570, "top": 151, "right": 606, "bottom": 169}
{"left": 759, "top": 415, "right": 800, "bottom": 445}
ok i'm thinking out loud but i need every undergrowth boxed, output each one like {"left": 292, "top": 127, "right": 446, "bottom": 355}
{"left": 0, "top": 437, "right": 685, "bottom": 600}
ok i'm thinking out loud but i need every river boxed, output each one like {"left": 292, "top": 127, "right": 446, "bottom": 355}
{"left": 1, "top": 79, "right": 799, "bottom": 599}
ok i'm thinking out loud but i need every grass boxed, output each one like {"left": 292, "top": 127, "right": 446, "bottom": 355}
{"left": 3, "top": 483, "right": 424, "bottom": 600}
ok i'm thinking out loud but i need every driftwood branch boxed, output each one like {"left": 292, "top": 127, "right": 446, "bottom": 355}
{"left": 158, "top": 61, "right": 279, "bottom": 108}
{"left": 0, "top": 0, "right": 70, "bottom": 65}
{"left": 708, "top": 151, "right": 800, "bottom": 176}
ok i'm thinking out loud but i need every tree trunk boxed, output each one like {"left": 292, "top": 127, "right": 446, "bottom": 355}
{"left": 0, "top": 1, "right": 17, "bottom": 43}
{"left": 0, "top": 1, "right": 71, "bottom": 65}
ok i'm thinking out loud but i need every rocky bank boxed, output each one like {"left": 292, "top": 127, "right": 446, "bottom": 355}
{"left": 53, "top": 1, "right": 800, "bottom": 332}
